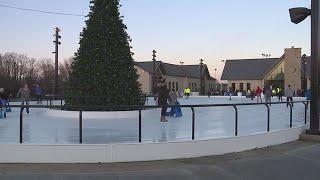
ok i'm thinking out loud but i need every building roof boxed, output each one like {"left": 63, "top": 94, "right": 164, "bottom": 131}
{"left": 135, "top": 61, "right": 216, "bottom": 80}
{"left": 221, "top": 57, "right": 284, "bottom": 80}
{"left": 134, "top": 61, "right": 162, "bottom": 73}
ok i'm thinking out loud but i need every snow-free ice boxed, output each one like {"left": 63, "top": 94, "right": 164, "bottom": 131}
{"left": 0, "top": 96, "right": 309, "bottom": 144}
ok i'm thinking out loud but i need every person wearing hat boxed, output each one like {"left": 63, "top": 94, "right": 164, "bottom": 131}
{"left": 157, "top": 79, "right": 170, "bottom": 123}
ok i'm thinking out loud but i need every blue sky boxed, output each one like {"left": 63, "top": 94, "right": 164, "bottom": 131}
{"left": 0, "top": 0, "right": 311, "bottom": 79}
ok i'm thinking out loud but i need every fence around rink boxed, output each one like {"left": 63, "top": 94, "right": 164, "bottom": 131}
{"left": 3, "top": 99, "right": 309, "bottom": 144}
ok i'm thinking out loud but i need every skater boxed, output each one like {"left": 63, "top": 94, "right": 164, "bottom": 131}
{"left": 277, "top": 87, "right": 283, "bottom": 102}
{"left": 228, "top": 87, "right": 232, "bottom": 100}
{"left": 184, "top": 87, "right": 191, "bottom": 99}
{"left": 0, "top": 88, "right": 9, "bottom": 118}
{"left": 208, "top": 89, "right": 212, "bottom": 98}
{"left": 158, "top": 80, "right": 170, "bottom": 123}
{"left": 256, "top": 86, "right": 263, "bottom": 103}
{"left": 168, "top": 89, "right": 178, "bottom": 116}
{"left": 285, "top": 85, "right": 294, "bottom": 107}
{"left": 264, "top": 85, "right": 272, "bottom": 106}
{"left": 35, "top": 84, "right": 43, "bottom": 104}
{"left": 250, "top": 89, "right": 255, "bottom": 101}
{"left": 17, "top": 84, "right": 31, "bottom": 113}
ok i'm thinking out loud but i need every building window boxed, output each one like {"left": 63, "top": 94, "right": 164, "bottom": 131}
{"left": 240, "top": 83, "right": 244, "bottom": 91}
{"left": 172, "top": 82, "right": 175, "bottom": 91}
{"left": 176, "top": 82, "right": 179, "bottom": 91}
{"left": 232, "top": 83, "right": 236, "bottom": 91}
{"left": 247, "top": 83, "right": 251, "bottom": 90}
{"left": 189, "top": 82, "right": 191, "bottom": 89}
{"left": 169, "top": 82, "right": 171, "bottom": 90}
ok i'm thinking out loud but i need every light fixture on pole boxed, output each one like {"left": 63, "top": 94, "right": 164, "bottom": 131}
{"left": 214, "top": 68, "right": 217, "bottom": 79}
{"left": 301, "top": 54, "right": 307, "bottom": 93}
{"left": 199, "top": 59, "right": 204, "bottom": 95}
{"left": 290, "top": 2, "right": 320, "bottom": 135}
{"left": 262, "top": 53, "right": 271, "bottom": 58}
{"left": 152, "top": 50, "right": 157, "bottom": 95}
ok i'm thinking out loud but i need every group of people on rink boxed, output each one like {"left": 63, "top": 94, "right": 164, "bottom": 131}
{"left": 228, "top": 84, "right": 296, "bottom": 107}
{"left": 0, "top": 84, "right": 43, "bottom": 118}
{"left": 157, "top": 79, "right": 183, "bottom": 123}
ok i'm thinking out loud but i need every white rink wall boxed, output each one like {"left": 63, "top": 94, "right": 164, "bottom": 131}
{"left": 0, "top": 126, "right": 306, "bottom": 163}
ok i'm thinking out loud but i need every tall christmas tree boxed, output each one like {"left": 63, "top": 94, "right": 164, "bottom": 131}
{"left": 66, "top": 0, "right": 144, "bottom": 107}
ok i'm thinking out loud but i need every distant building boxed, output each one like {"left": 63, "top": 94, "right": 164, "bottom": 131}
{"left": 221, "top": 47, "right": 310, "bottom": 92}
{"left": 135, "top": 61, "right": 217, "bottom": 94}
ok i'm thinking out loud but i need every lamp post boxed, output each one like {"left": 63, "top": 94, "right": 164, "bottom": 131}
{"left": 214, "top": 68, "right": 217, "bottom": 79}
{"left": 200, "top": 59, "right": 204, "bottom": 95}
{"left": 152, "top": 50, "right": 157, "bottom": 95}
{"left": 290, "top": 1, "right": 320, "bottom": 135}
{"left": 262, "top": 53, "right": 272, "bottom": 86}
{"left": 301, "top": 54, "right": 307, "bottom": 93}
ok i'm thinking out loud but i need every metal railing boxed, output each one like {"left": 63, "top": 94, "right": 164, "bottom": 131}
{"left": 5, "top": 100, "right": 310, "bottom": 144}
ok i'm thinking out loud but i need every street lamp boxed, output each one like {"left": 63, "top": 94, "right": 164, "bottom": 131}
{"left": 152, "top": 50, "right": 157, "bottom": 95}
{"left": 214, "top": 68, "right": 217, "bottom": 80}
{"left": 290, "top": 1, "right": 320, "bottom": 135}
{"left": 199, "top": 59, "right": 204, "bottom": 95}
{"left": 262, "top": 53, "right": 271, "bottom": 58}
{"left": 301, "top": 54, "right": 307, "bottom": 93}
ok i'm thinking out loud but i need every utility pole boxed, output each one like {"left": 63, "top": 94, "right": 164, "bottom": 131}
{"left": 152, "top": 50, "right": 157, "bottom": 95}
{"left": 200, "top": 59, "right": 204, "bottom": 95}
{"left": 53, "top": 27, "right": 61, "bottom": 98}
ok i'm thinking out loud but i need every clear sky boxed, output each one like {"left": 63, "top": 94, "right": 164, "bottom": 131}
{"left": 0, "top": 0, "right": 311, "bottom": 80}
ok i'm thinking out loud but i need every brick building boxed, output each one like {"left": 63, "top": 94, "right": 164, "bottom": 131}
{"left": 135, "top": 61, "right": 217, "bottom": 94}
{"left": 221, "top": 47, "right": 310, "bottom": 92}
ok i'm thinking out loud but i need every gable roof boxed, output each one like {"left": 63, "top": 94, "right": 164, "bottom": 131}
{"left": 134, "top": 61, "right": 162, "bottom": 73}
{"left": 135, "top": 61, "right": 216, "bottom": 80}
{"left": 221, "top": 57, "right": 284, "bottom": 80}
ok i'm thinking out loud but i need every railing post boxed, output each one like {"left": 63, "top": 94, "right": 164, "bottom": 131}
{"left": 289, "top": 104, "right": 293, "bottom": 128}
{"left": 233, "top": 105, "right": 238, "bottom": 136}
{"left": 139, "top": 109, "right": 142, "bottom": 143}
{"left": 303, "top": 102, "right": 308, "bottom": 124}
{"left": 19, "top": 109, "right": 23, "bottom": 144}
{"left": 79, "top": 111, "right": 83, "bottom": 144}
{"left": 264, "top": 104, "right": 270, "bottom": 132}
{"left": 191, "top": 107, "right": 195, "bottom": 140}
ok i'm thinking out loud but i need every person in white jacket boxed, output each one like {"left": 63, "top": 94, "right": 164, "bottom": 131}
{"left": 285, "top": 85, "right": 295, "bottom": 107}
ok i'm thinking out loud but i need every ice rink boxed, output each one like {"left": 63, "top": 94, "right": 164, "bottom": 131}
{"left": 0, "top": 96, "right": 309, "bottom": 144}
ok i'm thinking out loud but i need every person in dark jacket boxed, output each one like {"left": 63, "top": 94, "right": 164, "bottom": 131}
{"left": 35, "top": 84, "right": 43, "bottom": 104}
{"left": 158, "top": 80, "right": 170, "bottom": 123}
{"left": 0, "top": 88, "right": 9, "bottom": 117}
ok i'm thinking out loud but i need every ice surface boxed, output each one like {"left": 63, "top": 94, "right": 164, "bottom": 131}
{"left": 0, "top": 96, "right": 309, "bottom": 144}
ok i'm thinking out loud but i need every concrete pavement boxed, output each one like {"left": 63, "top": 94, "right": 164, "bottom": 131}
{"left": 0, "top": 140, "right": 320, "bottom": 179}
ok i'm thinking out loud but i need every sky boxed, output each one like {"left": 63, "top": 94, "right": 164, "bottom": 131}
{"left": 0, "top": 0, "right": 311, "bottom": 80}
